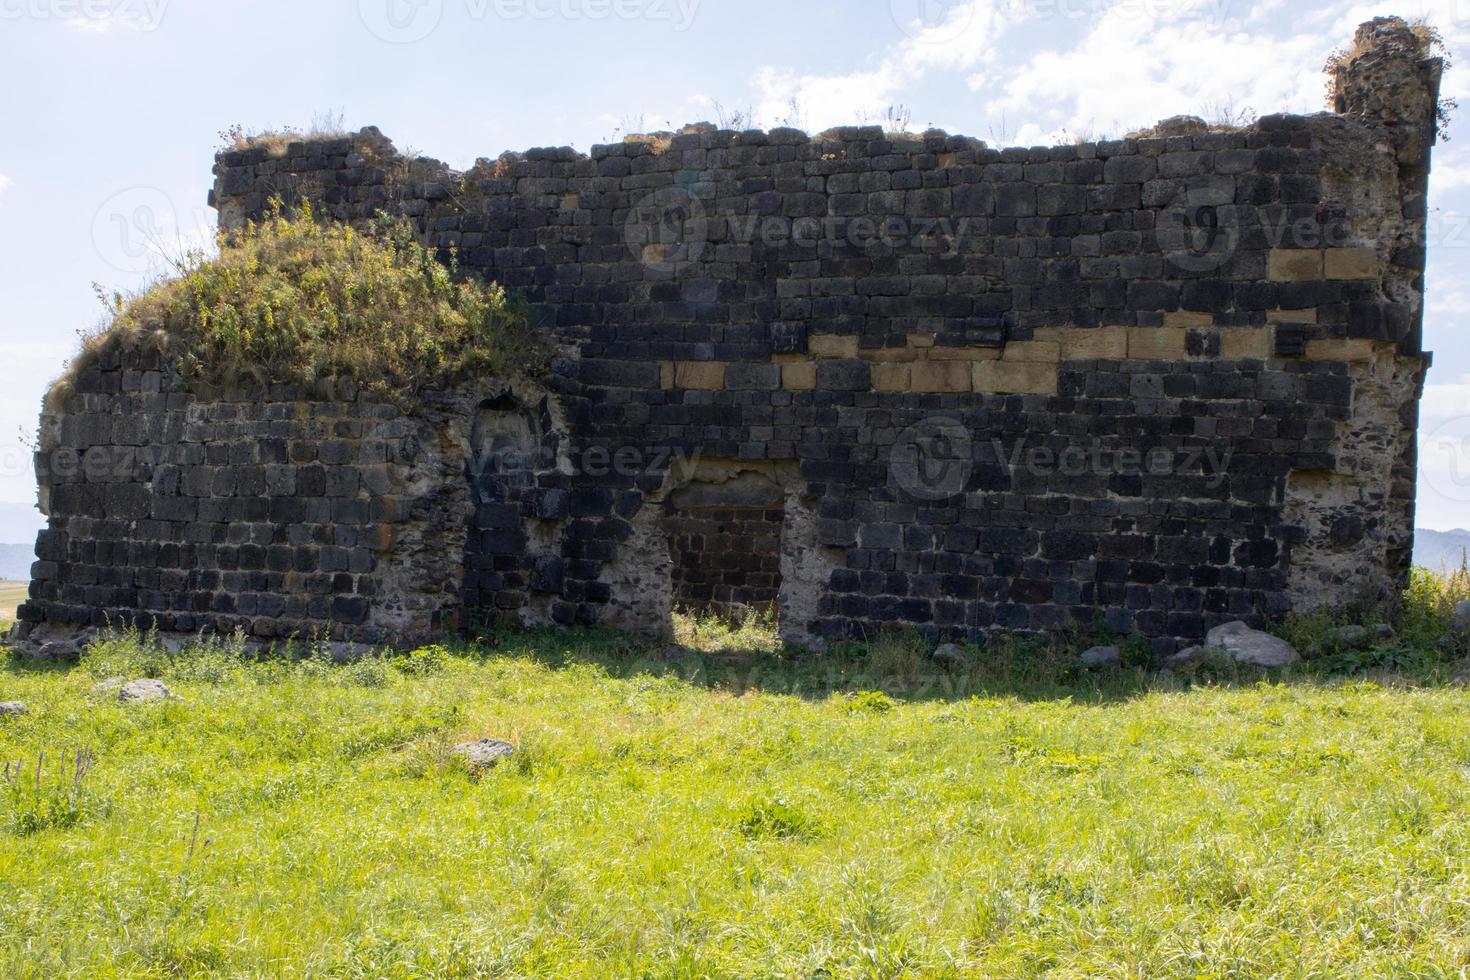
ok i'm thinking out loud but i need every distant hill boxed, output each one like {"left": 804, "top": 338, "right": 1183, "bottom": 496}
{"left": 1416, "top": 528, "right": 1470, "bottom": 574}
{"left": 0, "top": 542, "right": 35, "bottom": 581}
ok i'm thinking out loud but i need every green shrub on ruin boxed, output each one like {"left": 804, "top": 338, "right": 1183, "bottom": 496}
{"left": 78, "top": 202, "right": 542, "bottom": 399}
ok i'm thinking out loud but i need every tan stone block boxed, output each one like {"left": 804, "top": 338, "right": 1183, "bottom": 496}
{"left": 1164, "top": 311, "right": 1215, "bottom": 329}
{"left": 1002, "top": 340, "right": 1061, "bottom": 363}
{"left": 1268, "top": 248, "right": 1324, "bottom": 282}
{"left": 906, "top": 332, "right": 937, "bottom": 348}
{"left": 1219, "top": 328, "right": 1274, "bottom": 360}
{"left": 772, "top": 352, "right": 810, "bottom": 364}
{"left": 1269, "top": 308, "right": 1318, "bottom": 324}
{"left": 1323, "top": 247, "right": 1379, "bottom": 280}
{"left": 781, "top": 361, "right": 816, "bottom": 390}
{"left": 809, "top": 334, "right": 859, "bottom": 358}
{"left": 1305, "top": 338, "right": 1378, "bottom": 362}
{"left": 675, "top": 361, "right": 726, "bottom": 389}
{"left": 862, "top": 347, "right": 919, "bottom": 362}
{"left": 910, "top": 361, "right": 972, "bottom": 392}
{"left": 928, "top": 346, "right": 1001, "bottom": 361}
{"left": 659, "top": 361, "right": 675, "bottom": 389}
{"left": 973, "top": 361, "right": 1058, "bottom": 395}
{"left": 1127, "top": 327, "right": 1187, "bottom": 360}
{"left": 1060, "top": 327, "right": 1129, "bottom": 360}
{"left": 871, "top": 363, "right": 912, "bottom": 391}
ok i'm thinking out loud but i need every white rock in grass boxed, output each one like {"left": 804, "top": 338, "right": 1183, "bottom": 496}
{"left": 92, "top": 678, "right": 125, "bottom": 695}
{"left": 1080, "top": 645, "right": 1122, "bottom": 668}
{"left": 118, "top": 679, "right": 172, "bottom": 703}
{"left": 452, "top": 739, "right": 514, "bottom": 770}
{"left": 1455, "top": 600, "right": 1470, "bottom": 634}
{"left": 930, "top": 643, "right": 965, "bottom": 666}
{"left": 0, "top": 701, "right": 26, "bottom": 716}
{"left": 1205, "top": 621, "right": 1300, "bottom": 668}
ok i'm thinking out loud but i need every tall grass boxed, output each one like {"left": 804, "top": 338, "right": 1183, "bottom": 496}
{"left": 59, "top": 203, "right": 543, "bottom": 404}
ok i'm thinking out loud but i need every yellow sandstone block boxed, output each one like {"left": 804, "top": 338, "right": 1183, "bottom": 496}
{"left": 906, "top": 332, "right": 937, "bottom": 348}
{"left": 1063, "top": 327, "right": 1129, "bottom": 359}
{"left": 910, "top": 361, "right": 973, "bottom": 392}
{"left": 781, "top": 362, "right": 816, "bottom": 390}
{"left": 1127, "top": 327, "right": 1187, "bottom": 360}
{"left": 1219, "top": 328, "right": 1274, "bottom": 360}
{"left": 871, "top": 363, "right": 912, "bottom": 391}
{"left": 659, "top": 361, "right": 675, "bottom": 389}
{"left": 1164, "top": 311, "right": 1215, "bottom": 329}
{"left": 928, "top": 346, "right": 1002, "bottom": 361}
{"left": 1305, "top": 338, "right": 1378, "bottom": 362}
{"left": 809, "top": 335, "right": 860, "bottom": 358}
{"left": 973, "top": 361, "right": 1058, "bottom": 395}
{"left": 1269, "top": 308, "right": 1318, "bottom": 324}
{"left": 1268, "top": 248, "right": 1324, "bottom": 282}
{"left": 675, "top": 361, "right": 726, "bottom": 390}
{"left": 1002, "top": 340, "right": 1061, "bottom": 363}
{"left": 862, "top": 347, "right": 919, "bottom": 362}
{"left": 1323, "top": 247, "right": 1379, "bottom": 280}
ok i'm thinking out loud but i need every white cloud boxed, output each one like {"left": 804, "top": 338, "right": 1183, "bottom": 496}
{"left": 0, "top": 175, "right": 11, "bottom": 203}
{"left": 750, "top": 0, "right": 1013, "bottom": 132}
{"left": 984, "top": 2, "right": 1351, "bottom": 143}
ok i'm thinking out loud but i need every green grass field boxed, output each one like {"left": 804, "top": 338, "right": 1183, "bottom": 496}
{"left": 0, "top": 580, "right": 27, "bottom": 624}
{"left": 2, "top": 576, "right": 1470, "bottom": 976}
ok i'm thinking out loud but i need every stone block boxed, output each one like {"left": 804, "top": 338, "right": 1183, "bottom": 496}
{"left": 1218, "top": 328, "right": 1274, "bottom": 360}
{"left": 781, "top": 362, "right": 816, "bottom": 390}
{"left": 674, "top": 361, "right": 726, "bottom": 390}
{"left": 1304, "top": 338, "right": 1378, "bottom": 362}
{"left": 1268, "top": 249, "right": 1324, "bottom": 282}
{"left": 973, "top": 361, "right": 1057, "bottom": 395}
{"left": 1058, "top": 327, "right": 1128, "bottom": 360}
{"left": 871, "top": 363, "right": 911, "bottom": 391}
{"left": 1127, "top": 327, "right": 1187, "bottom": 360}
{"left": 1001, "top": 341, "right": 1060, "bottom": 363}
{"left": 910, "top": 361, "right": 972, "bottom": 392}
{"left": 1323, "top": 247, "right": 1379, "bottom": 280}
{"left": 809, "top": 334, "right": 859, "bottom": 358}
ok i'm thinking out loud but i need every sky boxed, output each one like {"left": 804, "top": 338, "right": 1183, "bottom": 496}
{"left": 0, "top": 0, "right": 1467, "bottom": 546}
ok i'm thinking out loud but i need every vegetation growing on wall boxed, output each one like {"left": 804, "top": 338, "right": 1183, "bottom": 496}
{"left": 66, "top": 203, "right": 542, "bottom": 402}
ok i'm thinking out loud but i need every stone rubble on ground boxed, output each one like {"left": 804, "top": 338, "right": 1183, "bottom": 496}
{"left": 117, "top": 679, "right": 173, "bottom": 703}
{"left": 1080, "top": 645, "right": 1122, "bottom": 668}
{"left": 0, "top": 701, "right": 26, "bottom": 716}
{"left": 930, "top": 643, "right": 965, "bottom": 666}
{"left": 1165, "top": 622, "right": 1302, "bottom": 671}
{"left": 451, "top": 739, "right": 515, "bottom": 770}
{"left": 1203, "top": 622, "right": 1301, "bottom": 668}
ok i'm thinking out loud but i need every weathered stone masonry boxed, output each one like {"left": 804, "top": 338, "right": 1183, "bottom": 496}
{"left": 11, "top": 19, "right": 1445, "bottom": 654}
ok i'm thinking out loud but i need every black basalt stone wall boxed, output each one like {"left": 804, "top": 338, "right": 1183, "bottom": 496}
{"left": 11, "top": 19, "right": 1443, "bottom": 655}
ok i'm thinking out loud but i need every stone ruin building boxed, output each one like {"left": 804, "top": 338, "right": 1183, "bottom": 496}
{"left": 7, "top": 18, "right": 1448, "bottom": 656}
